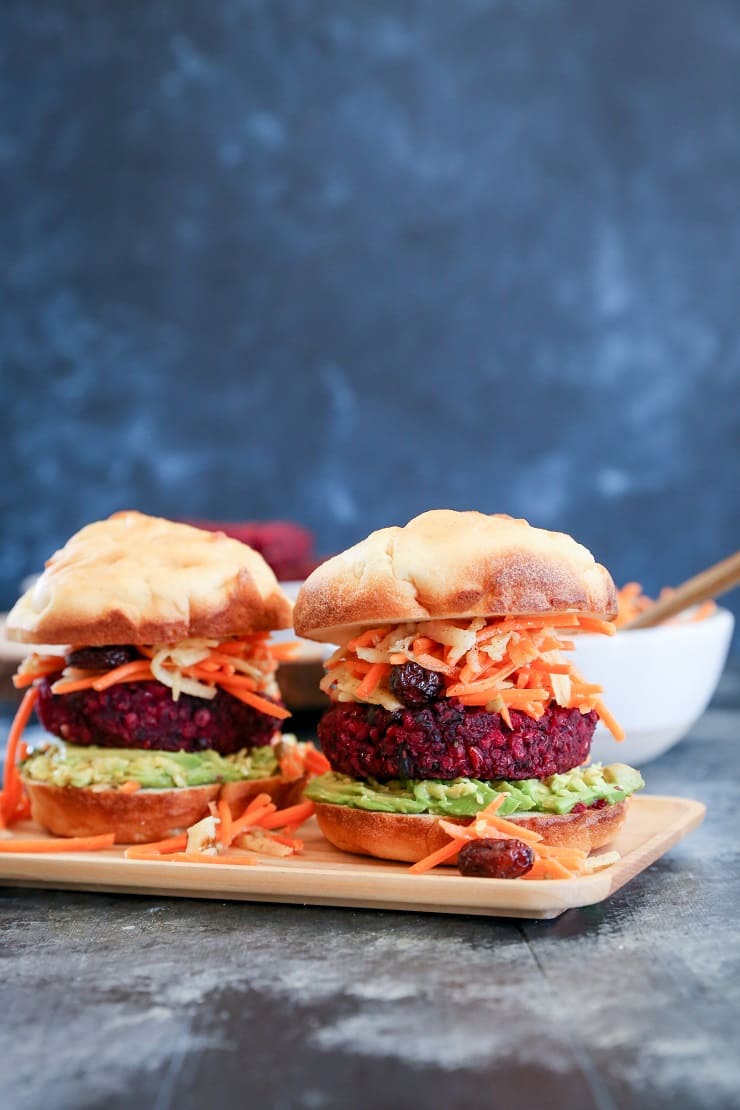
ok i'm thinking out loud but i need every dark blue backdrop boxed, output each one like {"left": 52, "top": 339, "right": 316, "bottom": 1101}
{"left": 1, "top": 2, "right": 739, "bottom": 643}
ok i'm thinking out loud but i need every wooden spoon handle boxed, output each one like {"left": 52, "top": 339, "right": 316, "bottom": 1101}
{"left": 624, "top": 550, "right": 740, "bottom": 630}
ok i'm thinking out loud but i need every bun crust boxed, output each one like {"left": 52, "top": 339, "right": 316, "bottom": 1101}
{"left": 23, "top": 779, "right": 221, "bottom": 844}
{"left": 7, "top": 511, "right": 293, "bottom": 645}
{"left": 23, "top": 773, "right": 306, "bottom": 844}
{"left": 294, "top": 511, "right": 617, "bottom": 641}
{"left": 313, "top": 799, "right": 629, "bottom": 863}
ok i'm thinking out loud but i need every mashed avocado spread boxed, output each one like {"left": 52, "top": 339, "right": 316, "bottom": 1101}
{"left": 305, "top": 763, "right": 644, "bottom": 817}
{"left": 21, "top": 741, "right": 287, "bottom": 790}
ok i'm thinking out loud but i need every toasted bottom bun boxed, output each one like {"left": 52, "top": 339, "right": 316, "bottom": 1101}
{"left": 23, "top": 774, "right": 308, "bottom": 844}
{"left": 313, "top": 799, "right": 630, "bottom": 864}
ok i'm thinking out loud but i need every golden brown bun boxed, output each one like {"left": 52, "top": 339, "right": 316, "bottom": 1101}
{"left": 7, "top": 511, "right": 293, "bottom": 645}
{"left": 23, "top": 779, "right": 221, "bottom": 844}
{"left": 23, "top": 774, "right": 306, "bottom": 844}
{"left": 294, "top": 510, "right": 617, "bottom": 642}
{"left": 313, "top": 799, "right": 629, "bottom": 863}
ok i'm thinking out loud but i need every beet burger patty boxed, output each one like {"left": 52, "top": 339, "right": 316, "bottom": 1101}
{"left": 36, "top": 671, "right": 281, "bottom": 755}
{"left": 295, "top": 510, "right": 644, "bottom": 864}
{"left": 318, "top": 700, "right": 597, "bottom": 782}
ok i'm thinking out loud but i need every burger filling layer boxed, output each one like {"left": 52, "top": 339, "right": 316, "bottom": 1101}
{"left": 306, "top": 763, "right": 644, "bottom": 817}
{"left": 19, "top": 635, "right": 290, "bottom": 756}
{"left": 21, "top": 739, "right": 303, "bottom": 790}
{"left": 317, "top": 700, "right": 597, "bottom": 781}
{"left": 314, "top": 615, "right": 640, "bottom": 820}
{"left": 36, "top": 678, "right": 281, "bottom": 754}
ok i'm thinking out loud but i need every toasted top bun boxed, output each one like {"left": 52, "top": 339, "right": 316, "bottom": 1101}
{"left": 294, "top": 510, "right": 617, "bottom": 642}
{"left": 6, "top": 511, "right": 293, "bottom": 645}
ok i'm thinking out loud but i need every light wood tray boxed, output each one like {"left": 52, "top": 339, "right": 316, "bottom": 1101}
{"left": 0, "top": 795, "right": 703, "bottom": 919}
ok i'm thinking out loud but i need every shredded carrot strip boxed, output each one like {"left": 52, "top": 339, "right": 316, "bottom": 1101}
{"left": 268, "top": 642, "right": 300, "bottom": 661}
{"left": 93, "top": 661, "right": 154, "bottom": 691}
{"left": 269, "top": 833, "right": 304, "bottom": 851}
{"left": 408, "top": 838, "right": 464, "bottom": 874}
{"left": 243, "top": 792, "right": 273, "bottom": 814}
{"left": 39, "top": 636, "right": 292, "bottom": 721}
{"left": 168, "top": 853, "right": 258, "bottom": 866}
{"left": 1, "top": 687, "right": 39, "bottom": 826}
{"left": 124, "top": 834, "right": 188, "bottom": 859}
{"left": 304, "top": 746, "right": 331, "bottom": 775}
{"left": 217, "top": 799, "right": 233, "bottom": 846}
{"left": 279, "top": 749, "right": 305, "bottom": 781}
{"left": 257, "top": 800, "right": 315, "bottom": 830}
{"left": 230, "top": 803, "right": 277, "bottom": 840}
{"left": 577, "top": 617, "right": 616, "bottom": 636}
{"left": 13, "top": 657, "right": 65, "bottom": 688}
{"left": 0, "top": 833, "right": 115, "bottom": 853}
{"left": 355, "top": 662, "right": 390, "bottom": 699}
{"left": 118, "top": 781, "right": 141, "bottom": 794}
{"left": 593, "top": 700, "right": 625, "bottom": 741}
{"left": 523, "top": 857, "right": 573, "bottom": 880}
{"left": 476, "top": 795, "right": 508, "bottom": 819}
{"left": 218, "top": 681, "right": 291, "bottom": 719}
{"left": 50, "top": 676, "right": 101, "bottom": 694}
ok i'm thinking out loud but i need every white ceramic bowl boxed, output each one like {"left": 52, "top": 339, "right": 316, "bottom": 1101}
{"left": 572, "top": 607, "right": 734, "bottom": 766}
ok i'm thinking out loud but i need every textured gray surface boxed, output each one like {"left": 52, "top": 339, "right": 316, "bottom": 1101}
{"left": 1, "top": 667, "right": 739, "bottom": 1110}
{"left": 1, "top": 0, "right": 739, "bottom": 645}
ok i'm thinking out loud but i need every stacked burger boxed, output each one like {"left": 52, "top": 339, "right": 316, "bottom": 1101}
{"left": 295, "top": 510, "right": 643, "bottom": 863}
{"left": 4, "top": 512, "right": 309, "bottom": 842}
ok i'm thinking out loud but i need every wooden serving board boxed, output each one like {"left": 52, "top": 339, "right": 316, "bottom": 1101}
{"left": 0, "top": 795, "right": 704, "bottom": 919}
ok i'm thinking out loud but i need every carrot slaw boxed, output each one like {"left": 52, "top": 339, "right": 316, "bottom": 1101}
{"left": 321, "top": 614, "right": 625, "bottom": 740}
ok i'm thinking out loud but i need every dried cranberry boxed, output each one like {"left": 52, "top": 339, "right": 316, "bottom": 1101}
{"left": 458, "top": 838, "right": 535, "bottom": 879}
{"left": 390, "top": 662, "right": 442, "bottom": 707}
{"left": 66, "top": 645, "right": 141, "bottom": 671}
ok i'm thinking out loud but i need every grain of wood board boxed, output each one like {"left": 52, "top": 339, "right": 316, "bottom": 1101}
{"left": 0, "top": 795, "right": 704, "bottom": 919}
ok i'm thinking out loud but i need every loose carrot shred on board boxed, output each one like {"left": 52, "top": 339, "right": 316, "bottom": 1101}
{"left": 167, "top": 852, "right": 258, "bottom": 866}
{"left": 268, "top": 833, "right": 304, "bottom": 851}
{"left": 408, "top": 837, "right": 464, "bottom": 874}
{"left": 258, "top": 800, "right": 315, "bottom": 830}
{"left": 123, "top": 834, "right": 187, "bottom": 859}
{"left": 522, "top": 857, "right": 573, "bottom": 881}
{"left": 0, "top": 833, "right": 115, "bottom": 853}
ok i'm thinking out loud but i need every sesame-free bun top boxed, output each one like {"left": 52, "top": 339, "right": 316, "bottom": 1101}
{"left": 6, "top": 511, "right": 293, "bottom": 645}
{"left": 294, "top": 510, "right": 617, "bottom": 642}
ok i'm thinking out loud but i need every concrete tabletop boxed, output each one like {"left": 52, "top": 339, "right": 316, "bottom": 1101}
{"left": 1, "top": 668, "right": 738, "bottom": 1110}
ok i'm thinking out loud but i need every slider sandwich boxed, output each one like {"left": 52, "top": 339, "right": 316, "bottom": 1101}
{"left": 3, "top": 512, "right": 310, "bottom": 842}
{"left": 295, "top": 510, "right": 643, "bottom": 863}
